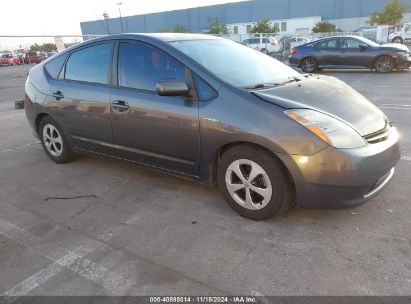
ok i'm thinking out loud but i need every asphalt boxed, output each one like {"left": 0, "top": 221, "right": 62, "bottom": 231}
{"left": 0, "top": 62, "right": 410, "bottom": 297}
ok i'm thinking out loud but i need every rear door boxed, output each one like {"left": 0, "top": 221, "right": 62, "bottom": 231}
{"left": 110, "top": 40, "right": 200, "bottom": 176}
{"left": 314, "top": 38, "right": 340, "bottom": 66}
{"left": 48, "top": 42, "right": 115, "bottom": 155}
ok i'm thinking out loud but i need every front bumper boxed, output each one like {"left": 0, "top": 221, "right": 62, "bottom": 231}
{"left": 277, "top": 127, "right": 401, "bottom": 209}
{"left": 396, "top": 55, "right": 411, "bottom": 68}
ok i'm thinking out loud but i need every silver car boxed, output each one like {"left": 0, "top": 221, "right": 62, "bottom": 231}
{"left": 24, "top": 34, "right": 400, "bottom": 220}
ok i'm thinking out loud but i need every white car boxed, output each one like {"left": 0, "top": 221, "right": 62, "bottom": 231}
{"left": 241, "top": 37, "right": 277, "bottom": 54}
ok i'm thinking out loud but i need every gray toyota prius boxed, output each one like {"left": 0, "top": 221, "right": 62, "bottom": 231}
{"left": 24, "top": 34, "right": 401, "bottom": 220}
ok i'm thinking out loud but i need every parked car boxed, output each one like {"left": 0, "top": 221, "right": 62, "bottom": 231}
{"left": 241, "top": 36, "right": 276, "bottom": 54}
{"left": 0, "top": 53, "right": 22, "bottom": 66}
{"left": 389, "top": 22, "right": 411, "bottom": 44}
{"left": 272, "top": 35, "right": 311, "bottom": 53}
{"left": 24, "top": 34, "right": 400, "bottom": 220}
{"left": 289, "top": 35, "right": 411, "bottom": 73}
{"left": 24, "top": 51, "right": 45, "bottom": 64}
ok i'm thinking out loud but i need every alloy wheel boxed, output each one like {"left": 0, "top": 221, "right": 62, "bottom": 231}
{"left": 42, "top": 124, "right": 63, "bottom": 157}
{"left": 375, "top": 57, "right": 393, "bottom": 73}
{"left": 225, "top": 159, "right": 273, "bottom": 210}
{"left": 301, "top": 58, "right": 317, "bottom": 73}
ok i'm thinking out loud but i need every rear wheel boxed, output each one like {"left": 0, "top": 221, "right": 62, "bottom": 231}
{"left": 39, "top": 116, "right": 75, "bottom": 164}
{"left": 374, "top": 56, "right": 394, "bottom": 73}
{"left": 300, "top": 57, "right": 318, "bottom": 73}
{"left": 217, "top": 145, "right": 294, "bottom": 220}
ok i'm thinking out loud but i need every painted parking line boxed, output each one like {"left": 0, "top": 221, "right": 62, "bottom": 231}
{"left": 0, "top": 217, "right": 134, "bottom": 296}
{"left": 380, "top": 104, "right": 411, "bottom": 110}
{"left": 401, "top": 154, "right": 411, "bottom": 162}
{"left": 3, "top": 252, "right": 75, "bottom": 303}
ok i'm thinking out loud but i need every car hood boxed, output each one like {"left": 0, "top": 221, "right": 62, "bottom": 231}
{"left": 380, "top": 43, "right": 409, "bottom": 52}
{"left": 253, "top": 76, "right": 387, "bottom": 136}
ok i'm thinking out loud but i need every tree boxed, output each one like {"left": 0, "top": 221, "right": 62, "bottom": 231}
{"left": 250, "top": 19, "right": 278, "bottom": 33}
{"left": 369, "top": 0, "right": 408, "bottom": 25}
{"left": 206, "top": 17, "right": 230, "bottom": 35}
{"left": 158, "top": 27, "right": 170, "bottom": 33}
{"left": 173, "top": 24, "right": 190, "bottom": 33}
{"left": 312, "top": 21, "right": 337, "bottom": 33}
{"left": 29, "top": 43, "right": 57, "bottom": 52}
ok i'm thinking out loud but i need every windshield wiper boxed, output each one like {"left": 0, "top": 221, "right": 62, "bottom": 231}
{"left": 241, "top": 76, "right": 303, "bottom": 90}
{"left": 275, "top": 76, "right": 303, "bottom": 86}
{"left": 240, "top": 83, "right": 279, "bottom": 90}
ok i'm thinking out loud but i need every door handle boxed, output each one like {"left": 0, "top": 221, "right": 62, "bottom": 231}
{"left": 112, "top": 100, "right": 129, "bottom": 112}
{"left": 52, "top": 90, "right": 64, "bottom": 100}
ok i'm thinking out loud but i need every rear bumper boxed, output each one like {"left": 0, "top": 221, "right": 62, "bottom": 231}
{"left": 277, "top": 127, "right": 401, "bottom": 209}
{"left": 288, "top": 56, "right": 301, "bottom": 67}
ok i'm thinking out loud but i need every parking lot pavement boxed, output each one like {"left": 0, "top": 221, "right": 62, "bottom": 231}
{"left": 0, "top": 64, "right": 410, "bottom": 297}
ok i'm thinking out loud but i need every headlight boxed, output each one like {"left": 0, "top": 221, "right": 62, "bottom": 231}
{"left": 285, "top": 109, "right": 367, "bottom": 149}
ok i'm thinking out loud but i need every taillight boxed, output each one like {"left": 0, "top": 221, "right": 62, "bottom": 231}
{"left": 290, "top": 48, "right": 298, "bottom": 55}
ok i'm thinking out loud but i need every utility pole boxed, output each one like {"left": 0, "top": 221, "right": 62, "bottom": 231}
{"left": 117, "top": 2, "right": 124, "bottom": 33}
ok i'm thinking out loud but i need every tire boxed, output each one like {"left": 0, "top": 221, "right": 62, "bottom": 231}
{"left": 374, "top": 56, "right": 394, "bottom": 73}
{"left": 300, "top": 57, "right": 318, "bottom": 73}
{"left": 39, "top": 116, "right": 75, "bottom": 164}
{"left": 260, "top": 48, "right": 268, "bottom": 54}
{"left": 217, "top": 144, "right": 294, "bottom": 220}
{"left": 392, "top": 37, "right": 403, "bottom": 44}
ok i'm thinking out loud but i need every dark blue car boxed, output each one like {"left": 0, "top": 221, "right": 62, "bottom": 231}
{"left": 289, "top": 35, "right": 411, "bottom": 73}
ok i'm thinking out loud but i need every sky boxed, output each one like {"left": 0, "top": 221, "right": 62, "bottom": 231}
{"left": 0, "top": 0, "right": 244, "bottom": 36}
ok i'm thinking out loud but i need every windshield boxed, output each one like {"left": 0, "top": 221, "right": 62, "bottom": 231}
{"left": 170, "top": 39, "right": 301, "bottom": 88}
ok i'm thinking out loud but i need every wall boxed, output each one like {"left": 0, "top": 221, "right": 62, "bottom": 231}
{"left": 80, "top": 0, "right": 411, "bottom": 35}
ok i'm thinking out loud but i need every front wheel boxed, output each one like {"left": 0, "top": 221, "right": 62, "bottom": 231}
{"left": 217, "top": 145, "right": 294, "bottom": 220}
{"left": 39, "top": 116, "right": 75, "bottom": 164}
{"left": 392, "top": 37, "right": 403, "bottom": 44}
{"left": 300, "top": 57, "right": 318, "bottom": 73}
{"left": 374, "top": 56, "right": 394, "bottom": 73}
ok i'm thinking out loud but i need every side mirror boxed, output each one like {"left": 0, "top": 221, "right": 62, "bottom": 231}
{"left": 156, "top": 79, "right": 189, "bottom": 97}
{"left": 359, "top": 45, "right": 368, "bottom": 52}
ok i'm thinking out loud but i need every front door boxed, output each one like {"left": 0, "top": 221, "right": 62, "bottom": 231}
{"left": 110, "top": 41, "right": 200, "bottom": 176}
{"left": 338, "top": 38, "right": 372, "bottom": 68}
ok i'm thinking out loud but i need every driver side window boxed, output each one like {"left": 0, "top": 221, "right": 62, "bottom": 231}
{"left": 118, "top": 42, "right": 186, "bottom": 92}
{"left": 341, "top": 39, "right": 367, "bottom": 49}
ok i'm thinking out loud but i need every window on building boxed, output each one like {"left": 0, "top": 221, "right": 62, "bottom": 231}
{"left": 233, "top": 26, "right": 239, "bottom": 35}
{"left": 281, "top": 22, "right": 287, "bottom": 32}
{"left": 118, "top": 42, "right": 185, "bottom": 92}
{"left": 65, "top": 43, "right": 111, "bottom": 85}
{"left": 246, "top": 25, "right": 252, "bottom": 33}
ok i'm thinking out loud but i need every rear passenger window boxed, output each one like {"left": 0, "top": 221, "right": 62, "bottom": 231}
{"left": 65, "top": 43, "right": 112, "bottom": 85}
{"left": 44, "top": 53, "right": 68, "bottom": 79}
{"left": 118, "top": 42, "right": 185, "bottom": 92}
{"left": 317, "top": 39, "right": 338, "bottom": 49}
